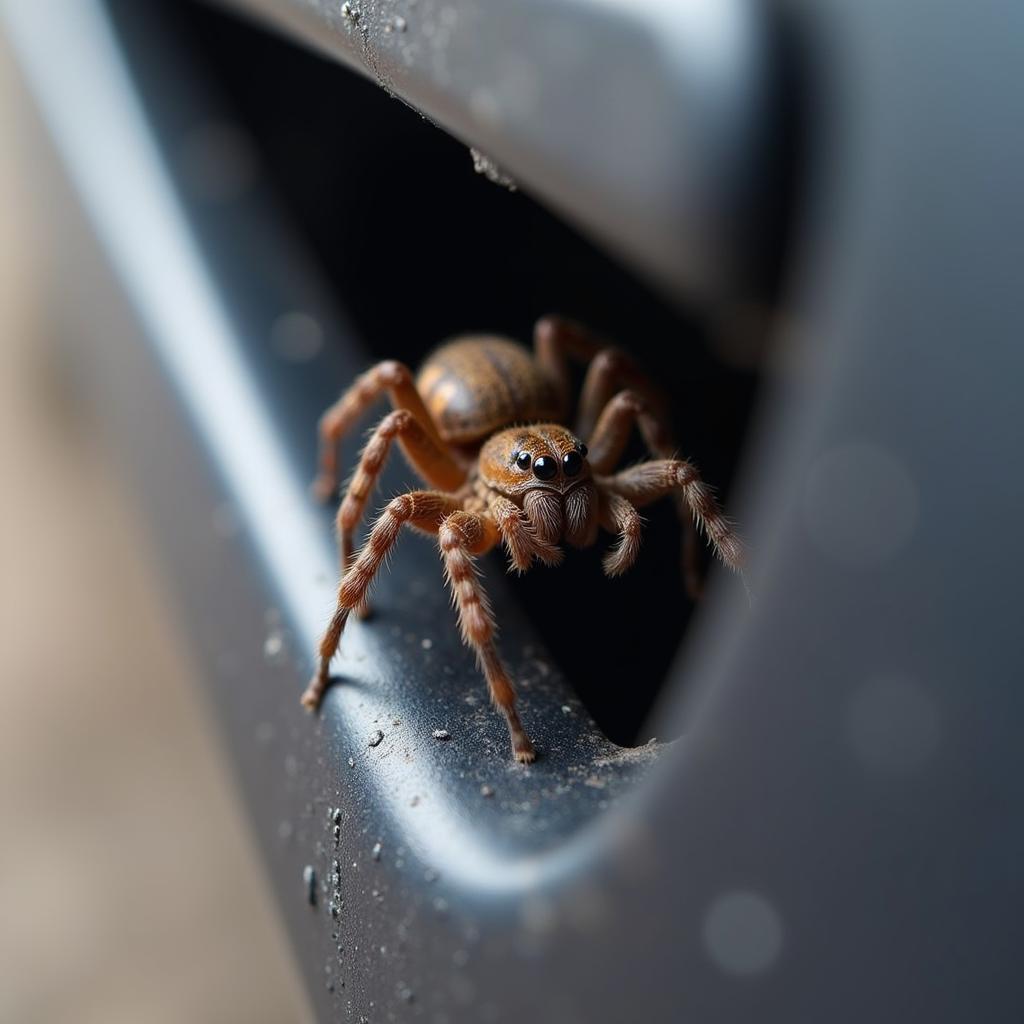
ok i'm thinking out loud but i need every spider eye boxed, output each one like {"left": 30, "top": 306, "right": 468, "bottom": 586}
{"left": 515, "top": 451, "right": 532, "bottom": 470}
{"left": 562, "top": 451, "right": 583, "bottom": 477}
{"left": 578, "top": 443, "right": 588, "bottom": 458}
{"left": 532, "top": 455, "right": 557, "bottom": 481}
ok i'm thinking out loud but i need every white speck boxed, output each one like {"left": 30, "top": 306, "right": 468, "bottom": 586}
{"left": 469, "top": 146, "right": 516, "bottom": 189}
{"left": 846, "top": 673, "right": 940, "bottom": 774}
{"left": 421, "top": 637, "right": 433, "bottom": 650}
{"left": 803, "top": 442, "right": 919, "bottom": 568}
{"left": 269, "top": 310, "right": 323, "bottom": 362}
{"left": 432, "top": 728, "right": 451, "bottom": 741}
{"left": 263, "top": 630, "right": 285, "bottom": 661}
{"left": 340, "top": 1, "right": 360, "bottom": 22}
{"left": 704, "top": 891, "right": 784, "bottom": 975}
{"left": 371, "top": 841, "right": 382, "bottom": 861}
{"left": 480, "top": 784, "right": 494, "bottom": 798}
{"left": 347, "top": 757, "right": 355, "bottom": 768}
{"left": 561, "top": 704, "right": 572, "bottom": 714}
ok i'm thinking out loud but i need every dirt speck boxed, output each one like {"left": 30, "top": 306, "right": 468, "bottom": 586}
{"left": 368, "top": 730, "right": 384, "bottom": 748}
{"left": 371, "top": 841, "right": 382, "bottom": 861}
{"left": 303, "top": 865, "right": 316, "bottom": 905}
{"left": 432, "top": 728, "right": 451, "bottom": 741}
{"left": 263, "top": 630, "right": 285, "bottom": 661}
{"left": 480, "top": 784, "right": 495, "bottom": 798}
{"left": 470, "top": 148, "right": 518, "bottom": 191}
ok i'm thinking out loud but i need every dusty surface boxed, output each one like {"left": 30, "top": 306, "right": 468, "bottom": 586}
{"left": 0, "top": 46, "right": 311, "bottom": 1024}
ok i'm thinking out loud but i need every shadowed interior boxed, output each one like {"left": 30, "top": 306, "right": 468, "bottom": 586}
{"left": 112, "top": 0, "right": 764, "bottom": 744}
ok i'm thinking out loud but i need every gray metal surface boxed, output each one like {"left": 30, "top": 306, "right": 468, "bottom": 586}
{"left": 5, "top": 0, "right": 1024, "bottom": 1021}
{"left": 213, "top": 0, "right": 777, "bottom": 304}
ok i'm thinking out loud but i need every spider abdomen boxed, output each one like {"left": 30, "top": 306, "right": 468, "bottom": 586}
{"left": 416, "top": 336, "right": 564, "bottom": 444}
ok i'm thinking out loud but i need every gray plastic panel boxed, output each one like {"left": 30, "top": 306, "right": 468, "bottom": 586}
{"left": 212, "top": 0, "right": 778, "bottom": 303}
{"left": 5, "top": 0, "right": 1024, "bottom": 1020}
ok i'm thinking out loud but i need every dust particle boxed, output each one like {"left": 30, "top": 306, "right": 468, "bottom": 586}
{"left": 368, "top": 730, "right": 384, "bottom": 747}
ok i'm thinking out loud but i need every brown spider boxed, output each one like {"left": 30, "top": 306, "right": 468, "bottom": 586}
{"left": 302, "top": 316, "right": 743, "bottom": 763}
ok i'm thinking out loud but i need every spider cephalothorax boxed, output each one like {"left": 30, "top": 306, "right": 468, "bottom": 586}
{"left": 479, "top": 426, "right": 598, "bottom": 549}
{"left": 302, "top": 317, "right": 743, "bottom": 763}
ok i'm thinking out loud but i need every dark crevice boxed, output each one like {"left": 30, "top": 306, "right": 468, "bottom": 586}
{"left": 113, "top": 0, "right": 769, "bottom": 745}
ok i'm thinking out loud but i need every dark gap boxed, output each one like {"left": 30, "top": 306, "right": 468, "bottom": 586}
{"left": 116, "top": 0, "right": 766, "bottom": 746}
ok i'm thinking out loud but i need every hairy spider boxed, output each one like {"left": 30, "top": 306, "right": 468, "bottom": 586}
{"left": 302, "top": 316, "right": 743, "bottom": 762}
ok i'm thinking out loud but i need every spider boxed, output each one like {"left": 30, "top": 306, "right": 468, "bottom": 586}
{"left": 302, "top": 316, "right": 743, "bottom": 763}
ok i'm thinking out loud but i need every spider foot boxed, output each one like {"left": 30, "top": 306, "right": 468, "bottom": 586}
{"left": 514, "top": 742, "right": 536, "bottom": 764}
{"left": 511, "top": 729, "right": 536, "bottom": 764}
{"left": 301, "top": 670, "right": 331, "bottom": 711}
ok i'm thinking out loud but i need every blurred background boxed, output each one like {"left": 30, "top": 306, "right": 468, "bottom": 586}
{"left": 0, "top": 45, "right": 311, "bottom": 1024}
{"left": 4, "top": 0, "right": 1024, "bottom": 1021}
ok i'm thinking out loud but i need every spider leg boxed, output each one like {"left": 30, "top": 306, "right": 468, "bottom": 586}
{"left": 337, "top": 409, "right": 467, "bottom": 617}
{"left": 302, "top": 490, "right": 463, "bottom": 710}
{"left": 483, "top": 491, "right": 563, "bottom": 572}
{"left": 532, "top": 318, "right": 704, "bottom": 594}
{"left": 586, "top": 389, "right": 704, "bottom": 598}
{"left": 313, "top": 360, "right": 458, "bottom": 501}
{"left": 532, "top": 314, "right": 608, "bottom": 415}
{"left": 601, "top": 460, "right": 744, "bottom": 574}
{"left": 597, "top": 488, "right": 643, "bottom": 577}
{"left": 439, "top": 511, "right": 536, "bottom": 764}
